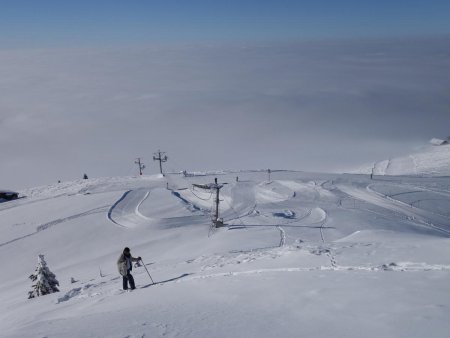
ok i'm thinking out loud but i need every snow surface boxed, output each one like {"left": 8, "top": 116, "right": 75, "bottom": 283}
{"left": 1, "top": 171, "right": 450, "bottom": 337}
{"left": 354, "top": 144, "right": 450, "bottom": 177}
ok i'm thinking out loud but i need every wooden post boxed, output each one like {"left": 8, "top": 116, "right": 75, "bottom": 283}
{"left": 214, "top": 178, "right": 220, "bottom": 224}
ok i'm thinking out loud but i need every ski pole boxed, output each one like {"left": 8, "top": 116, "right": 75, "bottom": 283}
{"left": 140, "top": 258, "right": 154, "bottom": 284}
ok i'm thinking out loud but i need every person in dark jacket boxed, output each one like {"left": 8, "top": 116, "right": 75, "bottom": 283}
{"left": 117, "top": 247, "right": 141, "bottom": 290}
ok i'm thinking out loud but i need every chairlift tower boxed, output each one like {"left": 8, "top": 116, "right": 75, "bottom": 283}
{"left": 153, "top": 150, "right": 168, "bottom": 175}
{"left": 193, "top": 177, "right": 225, "bottom": 227}
{"left": 135, "top": 157, "right": 145, "bottom": 176}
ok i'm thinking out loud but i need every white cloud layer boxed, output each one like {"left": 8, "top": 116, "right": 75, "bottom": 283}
{"left": 1, "top": 37, "right": 450, "bottom": 188}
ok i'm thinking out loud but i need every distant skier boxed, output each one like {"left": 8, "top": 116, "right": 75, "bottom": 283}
{"left": 117, "top": 247, "right": 141, "bottom": 290}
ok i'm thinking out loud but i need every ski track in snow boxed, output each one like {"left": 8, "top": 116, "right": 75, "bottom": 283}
{"left": 0, "top": 193, "right": 67, "bottom": 213}
{"left": 53, "top": 257, "right": 450, "bottom": 305}
{"left": 107, "top": 189, "right": 152, "bottom": 228}
{"left": 338, "top": 184, "right": 450, "bottom": 236}
{"left": 108, "top": 187, "right": 209, "bottom": 229}
{"left": 107, "top": 190, "right": 133, "bottom": 227}
{"left": 135, "top": 191, "right": 151, "bottom": 220}
{"left": 368, "top": 187, "right": 450, "bottom": 234}
{"left": 183, "top": 262, "right": 450, "bottom": 282}
{"left": 0, "top": 205, "right": 109, "bottom": 247}
{"left": 369, "top": 182, "right": 450, "bottom": 220}
{"left": 57, "top": 261, "right": 450, "bottom": 305}
{"left": 242, "top": 180, "right": 328, "bottom": 246}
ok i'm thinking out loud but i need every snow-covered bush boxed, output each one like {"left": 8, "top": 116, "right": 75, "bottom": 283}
{"left": 28, "top": 254, "right": 60, "bottom": 299}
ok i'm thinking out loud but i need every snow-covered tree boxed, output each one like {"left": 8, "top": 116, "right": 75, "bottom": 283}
{"left": 28, "top": 254, "right": 59, "bottom": 299}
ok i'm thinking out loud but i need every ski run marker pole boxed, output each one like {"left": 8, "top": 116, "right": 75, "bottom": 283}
{"left": 140, "top": 258, "right": 154, "bottom": 284}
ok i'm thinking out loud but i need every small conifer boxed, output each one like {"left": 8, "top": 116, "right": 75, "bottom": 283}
{"left": 28, "top": 254, "right": 60, "bottom": 299}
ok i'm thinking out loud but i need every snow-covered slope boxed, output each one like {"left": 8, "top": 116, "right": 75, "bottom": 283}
{"left": 1, "top": 171, "right": 450, "bottom": 337}
{"left": 355, "top": 144, "right": 450, "bottom": 177}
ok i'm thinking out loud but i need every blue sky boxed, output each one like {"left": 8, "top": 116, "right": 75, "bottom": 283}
{"left": 1, "top": 0, "right": 450, "bottom": 47}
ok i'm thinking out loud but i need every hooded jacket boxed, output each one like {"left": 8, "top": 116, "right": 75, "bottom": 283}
{"left": 117, "top": 252, "right": 140, "bottom": 276}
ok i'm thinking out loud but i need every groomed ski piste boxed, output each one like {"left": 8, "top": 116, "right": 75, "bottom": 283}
{"left": 1, "top": 169, "right": 450, "bottom": 337}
